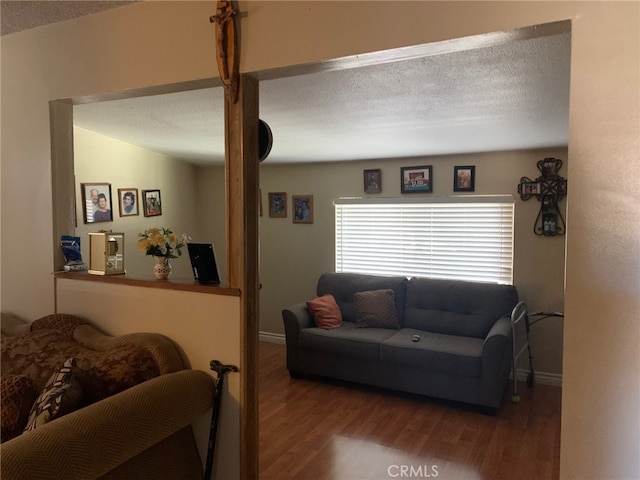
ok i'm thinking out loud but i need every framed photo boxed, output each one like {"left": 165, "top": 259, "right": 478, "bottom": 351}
{"left": 453, "top": 166, "right": 476, "bottom": 192}
{"left": 118, "top": 188, "right": 139, "bottom": 217}
{"left": 518, "top": 181, "right": 540, "bottom": 197}
{"left": 142, "top": 189, "right": 162, "bottom": 217}
{"left": 81, "top": 182, "right": 113, "bottom": 223}
{"left": 364, "top": 169, "right": 382, "bottom": 194}
{"left": 292, "top": 195, "right": 314, "bottom": 224}
{"left": 268, "top": 192, "right": 287, "bottom": 218}
{"left": 400, "top": 165, "right": 433, "bottom": 194}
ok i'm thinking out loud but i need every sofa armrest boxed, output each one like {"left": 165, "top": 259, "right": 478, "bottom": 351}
{"left": 282, "top": 302, "right": 314, "bottom": 374}
{"left": 282, "top": 302, "right": 314, "bottom": 334}
{"left": 479, "top": 316, "right": 513, "bottom": 408}
{"left": 1, "top": 370, "right": 215, "bottom": 480}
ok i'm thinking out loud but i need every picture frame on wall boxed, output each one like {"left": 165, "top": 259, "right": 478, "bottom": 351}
{"left": 118, "top": 188, "right": 139, "bottom": 217}
{"left": 363, "top": 169, "right": 382, "bottom": 194}
{"left": 81, "top": 182, "right": 113, "bottom": 223}
{"left": 142, "top": 189, "right": 162, "bottom": 217}
{"left": 268, "top": 192, "right": 287, "bottom": 218}
{"left": 400, "top": 165, "right": 433, "bottom": 194}
{"left": 292, "top": 195, "right": 314, "bottom": 224}
{"left": 518, "top": 181, "right": 540, "bottom": 198}
{"left": 453, "top": 166, "right": 476, "bottom": 192}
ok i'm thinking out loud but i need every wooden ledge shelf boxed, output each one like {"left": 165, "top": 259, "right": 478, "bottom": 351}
{"left": 55, "top": 271, "right": 240, "bottom": 297}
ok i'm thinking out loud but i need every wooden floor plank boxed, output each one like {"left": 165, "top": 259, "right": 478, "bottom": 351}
{"left": 259, "top": 342, "right": 561, "bottom": 480}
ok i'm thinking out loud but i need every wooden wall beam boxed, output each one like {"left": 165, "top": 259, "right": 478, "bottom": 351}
{"left": 225, "top": 73, "right": 259, "bottom": 480}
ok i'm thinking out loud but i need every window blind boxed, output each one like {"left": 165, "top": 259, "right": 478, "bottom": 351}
{"left": 335, "top": 196, "right": 515, "bottom": 284}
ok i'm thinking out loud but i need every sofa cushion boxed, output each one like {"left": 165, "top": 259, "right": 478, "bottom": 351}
{"left": 317, "top": 273, "right": 408, "bottom": 325}
{"left": 76, "top": 345, "right": 161, "bottom": 405}
{"left": 24, "top": 358, "right": 83, "bottom": 432}
{"left": 30, "top": 313, "right": 86, "bottom": 336}
{"left": 1, "top": 329, "right": 162, "bottom": 406}
{"left": 307, "top": 294, "right": 343, "bottom": 330}
{"left": 1, "top": 375, "right": 38, "bottom": 442}
{"left": 299, "top": 322, "right": 396, "bottom": 361}
{"left": 354, "top": 289, "right": 400, "bottom": 329}
{"left": 404, "top": 278, "right": 518, "bottom": 338}
{"left": 2, "top": 329, "right": 92, "bottom": 390}
{"left": 381, "top": 329, "right": 484, "bottom": 377}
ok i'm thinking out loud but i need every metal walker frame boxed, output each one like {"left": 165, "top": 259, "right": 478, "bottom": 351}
{"left": 510, "top": 301, "right": 564, "bottom": 402}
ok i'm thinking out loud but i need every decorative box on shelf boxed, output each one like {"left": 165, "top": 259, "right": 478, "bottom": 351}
{"left": 89, "top": 232, "right": 125, "bottom": 275}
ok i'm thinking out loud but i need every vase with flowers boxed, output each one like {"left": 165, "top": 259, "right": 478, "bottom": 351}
{"left": 137, "top": 227, "right": 190, "bottom": 279}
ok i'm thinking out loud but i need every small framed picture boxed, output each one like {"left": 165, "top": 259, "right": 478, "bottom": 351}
{"left": 453, "top": 166, "right": 476, "bottom": 192}
{"left": 81, "top": 182, "right": 113, "bottom": 223}
{"left": 142, "top": 189, "right": 162, "bottom": 217}
{"left": 118, "top": 188, "right": 139, "bottom": 217}
{"left": 292, "top": 195, "right": 314, "bottom": 224}
{"left": 400, "top": 165, "right": 433, "bottom": 194}
{"left": 364, "top": 169, "right": 382, "bottom": 194}
{"left": 518, "top": 181, "right": 540, "bottom": 198}
{"left": 268, "top": 192, "right": 287, "bottom": 218}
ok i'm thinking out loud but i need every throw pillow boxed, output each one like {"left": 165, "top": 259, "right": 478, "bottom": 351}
{"left": 307, "top": 294, "right": 343, "bottom": 330}
{"left": 1, "top": 375, "right": 38, "bottom": 443}
{"left": 354, "top": 289, "right": 400, "bottom": 329}
{"left": 23, "top": 357, "right": 83, "bottom": 432}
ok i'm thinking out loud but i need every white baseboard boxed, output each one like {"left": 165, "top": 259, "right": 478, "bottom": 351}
{"left": 259, "top": 331, "right": 286, "bottom": 344}
{"left": 513, "top": 368, "right": 562, "bottom": 387}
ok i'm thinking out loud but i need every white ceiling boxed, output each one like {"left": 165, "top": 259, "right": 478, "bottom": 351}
{"left": 73, "top": 31, "right": 570, "bottom": 165}
{"left": 1, "top": 2, "right": 570, "bottom": 165}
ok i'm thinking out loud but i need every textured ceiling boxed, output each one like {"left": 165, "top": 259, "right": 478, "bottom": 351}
{"left": 1, "top": 1, "right": 570, "bottom": 165}
{"left": 74, "top": 32, "right": 570, "bottom": 165}
{"left": 0, "top": 1, "right": 137, "bottom": 36}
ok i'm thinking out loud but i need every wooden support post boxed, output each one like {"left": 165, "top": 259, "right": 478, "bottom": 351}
{"left": 225, "top": 73, "right": 259, "bottom": 480}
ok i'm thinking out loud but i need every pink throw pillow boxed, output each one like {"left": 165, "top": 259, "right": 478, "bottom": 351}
{"left": 307, "top": 294, "right": 343, "bottom": 330}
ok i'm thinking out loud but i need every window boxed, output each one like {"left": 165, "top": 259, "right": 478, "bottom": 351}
{"left": 335, "top": 196, "right": 515, "bottom": 284}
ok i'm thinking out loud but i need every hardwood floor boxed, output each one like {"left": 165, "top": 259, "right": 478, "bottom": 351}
{"left": 258, "top": 341, "right": 561, "bottom": 480}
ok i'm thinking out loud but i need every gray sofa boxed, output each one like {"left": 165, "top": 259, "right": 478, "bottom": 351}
{"left": 282, "top": 273, "right": 519, "bottom": 411}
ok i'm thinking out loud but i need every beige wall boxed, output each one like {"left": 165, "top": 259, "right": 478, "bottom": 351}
{"left": 1, "top": 2, "right": 638, "bottom": 479}
{"left": 76, "top": 133, "right": 566, "bottom": 375}
{"left": 194, "top": 165, "right": 228, "bottom": 283}
{"left": 74, "top": 127, "right": 199, "bottom": 278}
{"left": 257, "top": 148, "right": 567, "bottom": 375}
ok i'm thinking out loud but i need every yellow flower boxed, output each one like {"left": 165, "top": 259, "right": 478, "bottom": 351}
{"left": 137, "top": 227, "right": 189, "bottom": 259}
{"left": 137, "top": 238, "right": 149, "bottom": 252}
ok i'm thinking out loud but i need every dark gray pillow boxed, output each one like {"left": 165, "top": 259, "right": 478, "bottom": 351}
{"left": 354, "top": 289, "right": 400, "bottom": 329}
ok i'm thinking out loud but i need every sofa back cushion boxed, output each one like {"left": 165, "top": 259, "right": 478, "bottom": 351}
{"left": 317, "top": 273, "right": 408, "bottom": 325}
{"left": 404, "top": 277, "right": 519, "bottom": 338}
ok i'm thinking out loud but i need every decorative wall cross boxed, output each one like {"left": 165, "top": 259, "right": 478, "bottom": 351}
{"left": 517, "top": 157, "right": 567, "bottom": 236}
{"left": 210, "top": 0, "right": 239, "bottom": 104}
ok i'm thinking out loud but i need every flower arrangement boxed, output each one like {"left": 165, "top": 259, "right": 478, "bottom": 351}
{"left": 137, "top": 227, "right": 190, "bottom": 259}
